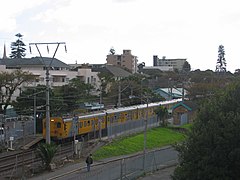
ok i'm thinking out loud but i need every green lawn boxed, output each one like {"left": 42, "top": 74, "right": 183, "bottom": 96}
{"left": 180, "top": 123, "right": 193, "bottom": 130}
{"left": 93, "top": 127, "right": 186, "bottom": 160}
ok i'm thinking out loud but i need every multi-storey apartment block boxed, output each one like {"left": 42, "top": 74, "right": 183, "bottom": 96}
{"left": 153, "top": 55, "right": 187, "bottom": 71}
{"left": 106, "top": 50, "right": 138, "bottom": 73}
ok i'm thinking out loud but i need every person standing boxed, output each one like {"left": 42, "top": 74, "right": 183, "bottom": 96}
{"left": 86, "top": 154, "right": 93, "bottom": 172}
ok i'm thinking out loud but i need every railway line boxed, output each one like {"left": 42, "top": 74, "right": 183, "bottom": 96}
{"left": 0, "top": 142, "right": 74, "bottom": 178}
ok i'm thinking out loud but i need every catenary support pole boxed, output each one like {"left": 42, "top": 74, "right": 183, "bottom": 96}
{"left": 29, "top": 42, "right": 66, "bottom": 144}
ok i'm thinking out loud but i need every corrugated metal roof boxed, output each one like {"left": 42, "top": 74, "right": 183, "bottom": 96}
{"left": 171, "top": 101, "right": 198, "bottom": 111}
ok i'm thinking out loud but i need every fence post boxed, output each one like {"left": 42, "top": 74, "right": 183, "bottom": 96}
{"left": 120, "top": 158, "right": 125, "bottom": 180}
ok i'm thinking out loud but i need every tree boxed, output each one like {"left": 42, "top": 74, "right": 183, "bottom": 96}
{"left": 0, "top": 70, "right": 35, "bottom": 114}
{"left": 172, "top": 82, "right": 240, "bottom": 179}
{"left": 12, "top": 86, "right": 46, "bottom": 115}
{"left": 154, "top": 105, "right": 168, "bottom": 126}
{"left": 182, "top": 61, "right": 191, "bottom": 73}
{"left": 9, "top": 33, "right": 26, "bottom": 58}
{"left": 53, "top": 78, "right": 96, "bottom": 114}
{"left": 234, "top": 69, "right": 240, "bottom": 75}
{"left": 109, "top": 47, "right": 115, "bottom": 55}
{"left": 36, "top": 143, "right": 59, "bottom": 170}
{"left": 12, "top": 85, "right": 65, "bottom": 115}
{"left": 215, "top": 45, "right": 226, "bottom": 72}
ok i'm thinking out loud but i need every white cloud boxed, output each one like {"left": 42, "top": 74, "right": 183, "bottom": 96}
{"left": 0, "top": 0, "right": 48, "bottom": 32}
{"left": 1, "top": 0, "right": 240, "bottom": 72}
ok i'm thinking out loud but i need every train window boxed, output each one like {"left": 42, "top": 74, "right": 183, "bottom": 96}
{"left": 87, "top": 121, "right": 90, "bottom": 126}
{"left": 84, "top": 121, "right": 87, "bottom": 127}
{"left": 80, "top": 122, "right": 83, "bottom": 128}
{"left": 91, "top": 120, "right": 93, "bottom": 125}
{"left": 56, "top": 122, "right": 61, "bottom": 128}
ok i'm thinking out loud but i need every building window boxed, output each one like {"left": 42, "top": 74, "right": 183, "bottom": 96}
{"left": 56, "top": 122, "right": 61, "bottom": 128}
{"left": 40, "top": 77, "right": 44, "bottom": 82}
{"left": 53, "top": 76, "right": 65, "bottom": 82}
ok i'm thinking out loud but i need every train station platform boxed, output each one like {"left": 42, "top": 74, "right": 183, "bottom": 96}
{"left": 21, "top": 134, "right": 44, "bottom": 150}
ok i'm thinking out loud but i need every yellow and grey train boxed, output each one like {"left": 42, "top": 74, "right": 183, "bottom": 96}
{"left": 42, "top": 99, "right": 182, "bottom": 141}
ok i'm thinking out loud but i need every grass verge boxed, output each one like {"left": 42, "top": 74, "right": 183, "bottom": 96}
{"left": 93, "top": 127, "right": 185, "bottom": 160}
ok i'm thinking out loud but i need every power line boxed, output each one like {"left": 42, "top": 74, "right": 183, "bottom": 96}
{"left": 29, "top": 42, "right": 66, "bottom": 144}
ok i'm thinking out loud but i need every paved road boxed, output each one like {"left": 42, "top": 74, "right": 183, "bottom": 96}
{"left": 30, "top": 146, "right": 178, "bottom": 180}
{"left": 138, "top": 166, "right": 176, "bottom": 180}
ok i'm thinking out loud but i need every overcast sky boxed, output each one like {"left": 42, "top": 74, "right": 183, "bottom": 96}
{"left": 0, "top": 0, "right": 240, "bottom": 72}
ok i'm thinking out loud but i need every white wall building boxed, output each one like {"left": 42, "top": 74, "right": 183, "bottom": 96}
{"left": 0, "top": 57, "right": 101, "bottom": 100}
{"left": 153, "top": 55, "right": 187, "bottom": 71}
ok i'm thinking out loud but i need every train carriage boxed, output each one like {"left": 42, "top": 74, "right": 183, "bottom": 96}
{"left": 42, "top": 99, "right": 182, "bottom": 141}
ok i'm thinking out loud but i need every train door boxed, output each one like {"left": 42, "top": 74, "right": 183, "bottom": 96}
{"left": 0, "top": 127, "right": 4, "bottom": 142}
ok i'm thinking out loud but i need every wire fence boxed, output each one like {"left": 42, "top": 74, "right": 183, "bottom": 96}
{"left": 69, "top": 147, "right": 178, "bottom": 180}
{"left": 0, "top": 117, "right": 34, "bottom": 149}
{"left": 107, "top": 115, "right": 159, "bottom": 140}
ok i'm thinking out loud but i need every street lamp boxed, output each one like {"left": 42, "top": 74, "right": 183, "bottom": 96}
{"left": 129, "top": 95, "right": 148, "bottom": 171}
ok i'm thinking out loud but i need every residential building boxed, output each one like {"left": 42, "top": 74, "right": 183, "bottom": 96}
{"left": 0, "top": 53, "right": 134, "bottom": 104}
{"left": 94, "top": 64, "right": 132, "bottom": 80}
{"left": 106, "top": 50, "right": 138, "bottom": 73}
{"left": 153, "top": 55, "right": 186, "bottom": 71}
{"left": 0, "top": 57, "right": 100, "bottom": 100}
{"left": 143, "top": 66, "right": 174, "bottom": 72}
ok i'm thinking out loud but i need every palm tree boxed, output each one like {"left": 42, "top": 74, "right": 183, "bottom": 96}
{"left": 36, "top": 143, "right": 59, "bottom": 170}
{"left": 154, "top": 105, "right": 168, "bottom": 126}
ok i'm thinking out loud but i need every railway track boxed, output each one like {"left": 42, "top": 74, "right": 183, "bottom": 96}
{"left": 0, "top": 142, "right": 74, "bottom": 177}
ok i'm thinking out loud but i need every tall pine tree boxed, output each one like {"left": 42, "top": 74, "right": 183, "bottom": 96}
{"left": 215, "top": 45, "right": 226, "bottom": 72}
{"left": 9, "top": 33, "right": 26, "bottom": 58}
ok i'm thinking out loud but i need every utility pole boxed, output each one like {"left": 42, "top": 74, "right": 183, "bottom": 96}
{"left": 21, "top": 116, "right": 25, "bottom": 179}
{"left": 29, "top": 42, "right": 66, "bottom": 144}
{"left": 118, "top": 83, "right": 121, "bottom": 107}
{"left": 99, "top": 85, "right": 103, "bottom": 105}
{"left": 117, "top": 81, "right": 130, "bottom": 107}
{"left": 129, "top": 95, "right": 148, "bottom": 172}
{"left": 143, "top": 95, "right": 148, "bottom": 171}
{"left": 33, "top": 92, "right": 36, "bottom": 136}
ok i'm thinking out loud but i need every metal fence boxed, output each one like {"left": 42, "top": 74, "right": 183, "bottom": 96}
{"left": 0, "top": 118, "right": 34, "bottom": 148}
{"left": 69, "top": 147, "right": 178, "bottom": 180}
{"left": 107, "top": 115, "right": 159, "bottom": 139}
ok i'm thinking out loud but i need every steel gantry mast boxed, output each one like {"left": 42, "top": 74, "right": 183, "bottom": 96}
{"left": 29, "top": 42, "right": 67, "bottom": 144}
